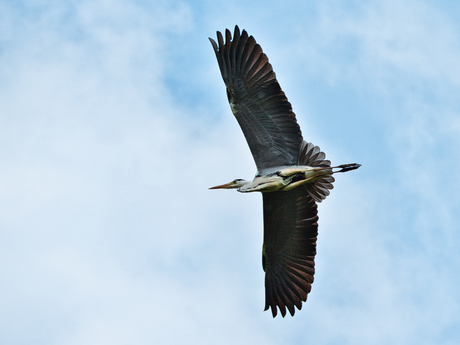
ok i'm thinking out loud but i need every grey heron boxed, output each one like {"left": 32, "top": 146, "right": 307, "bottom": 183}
{"left": 209, "top": 26, "right": 360, "bottom": 318}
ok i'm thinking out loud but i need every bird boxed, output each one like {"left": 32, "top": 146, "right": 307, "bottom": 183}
{"left": 208, "top": 26, "right": 360, "bottom": 318}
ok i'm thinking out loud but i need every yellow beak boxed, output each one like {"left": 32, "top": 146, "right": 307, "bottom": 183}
{"left": 209, "top": 182, "right": 234, "bottom": 189}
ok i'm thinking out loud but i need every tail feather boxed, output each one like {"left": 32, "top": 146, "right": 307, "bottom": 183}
{"left": 297, "top": 141, "right": 334, "bottom": 202}
{"left": 297, "top": 141, "right": 360, "bottom": 202}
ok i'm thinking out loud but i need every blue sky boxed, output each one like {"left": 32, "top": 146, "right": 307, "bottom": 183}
{"left": 1, "top": 0, "right": 460, "bottom": 344}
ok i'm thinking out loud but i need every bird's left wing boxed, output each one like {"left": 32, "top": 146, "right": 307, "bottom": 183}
{"left": 262, "top": 187, "right": 318, "bottom": 317}
{"left": 209, "top": 26, "right": 303, "bottom": 173}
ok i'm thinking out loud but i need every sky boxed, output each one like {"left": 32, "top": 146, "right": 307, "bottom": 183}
{"left": 1, "top": 0, "right": 460, "bottom": 344}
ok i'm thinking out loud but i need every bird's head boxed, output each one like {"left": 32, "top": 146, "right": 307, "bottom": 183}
{"left": 209, "top": 179, "right": 247, "bottom": 190}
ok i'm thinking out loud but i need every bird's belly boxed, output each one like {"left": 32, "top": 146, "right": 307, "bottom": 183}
{"left": 239, "top": 176, "right": 290, "bottom": 193}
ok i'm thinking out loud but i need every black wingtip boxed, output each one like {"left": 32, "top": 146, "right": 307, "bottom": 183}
{"left": 208, "top": 37, "right": 217, "bottom": 50}
{"left": 210, "top": 26, "right": 241, "bottom": 44}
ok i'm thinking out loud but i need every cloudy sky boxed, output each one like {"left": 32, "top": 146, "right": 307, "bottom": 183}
{"left": 1, "top": 0, "right": 460, "bottom": 344}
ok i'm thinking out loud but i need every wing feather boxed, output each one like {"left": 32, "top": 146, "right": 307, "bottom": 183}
{"left": 262, "top": 188, "right": 318, "bottom": 317}
{"left": 209, "top": 26, "right": 303, "bottom": 173}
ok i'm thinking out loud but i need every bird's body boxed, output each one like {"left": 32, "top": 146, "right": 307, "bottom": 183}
{"left": 210, "top": 163, "right": 359, "bottom": 193}
{"left": 209, "top": 26, "right": 360, "bottom": 317}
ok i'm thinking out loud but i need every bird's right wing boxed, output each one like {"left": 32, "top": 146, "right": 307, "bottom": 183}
{"left": 262, "top": 187, "right": 318, "bottom": 317}
{"left": 209, "top": 26, "right": 303, "bottom": 173}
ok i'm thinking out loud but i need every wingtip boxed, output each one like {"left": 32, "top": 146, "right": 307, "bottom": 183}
{"left": 211, "top": 26, "right": 243, "bottom": 43}
{"left": 265, "top": 305, "right": 295, "bottom": 318}
{"left": 265, "top": 304, "right": 278, "bottom": 318}
{"left": 208, "top": 36, "right": 216, "bottom": 45}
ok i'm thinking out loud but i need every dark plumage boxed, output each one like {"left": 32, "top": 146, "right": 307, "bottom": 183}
{"left": 209, "top": 26, "right": 302, "bottom": 173}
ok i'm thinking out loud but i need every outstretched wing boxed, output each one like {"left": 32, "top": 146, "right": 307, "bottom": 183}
{"left": 262, "top": 188, "right": 318, "bottom": 317}
{"left": 209, "top": 26, "right": 303, "bottom": 173}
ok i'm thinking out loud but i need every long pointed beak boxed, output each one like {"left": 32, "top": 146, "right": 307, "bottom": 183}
{"left": 209, "top": 182, "right": 234, "bottom": 189}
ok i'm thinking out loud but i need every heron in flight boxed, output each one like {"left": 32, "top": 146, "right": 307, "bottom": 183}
{"left": 209, "top": 26, "right": 360, "bottom": 317}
